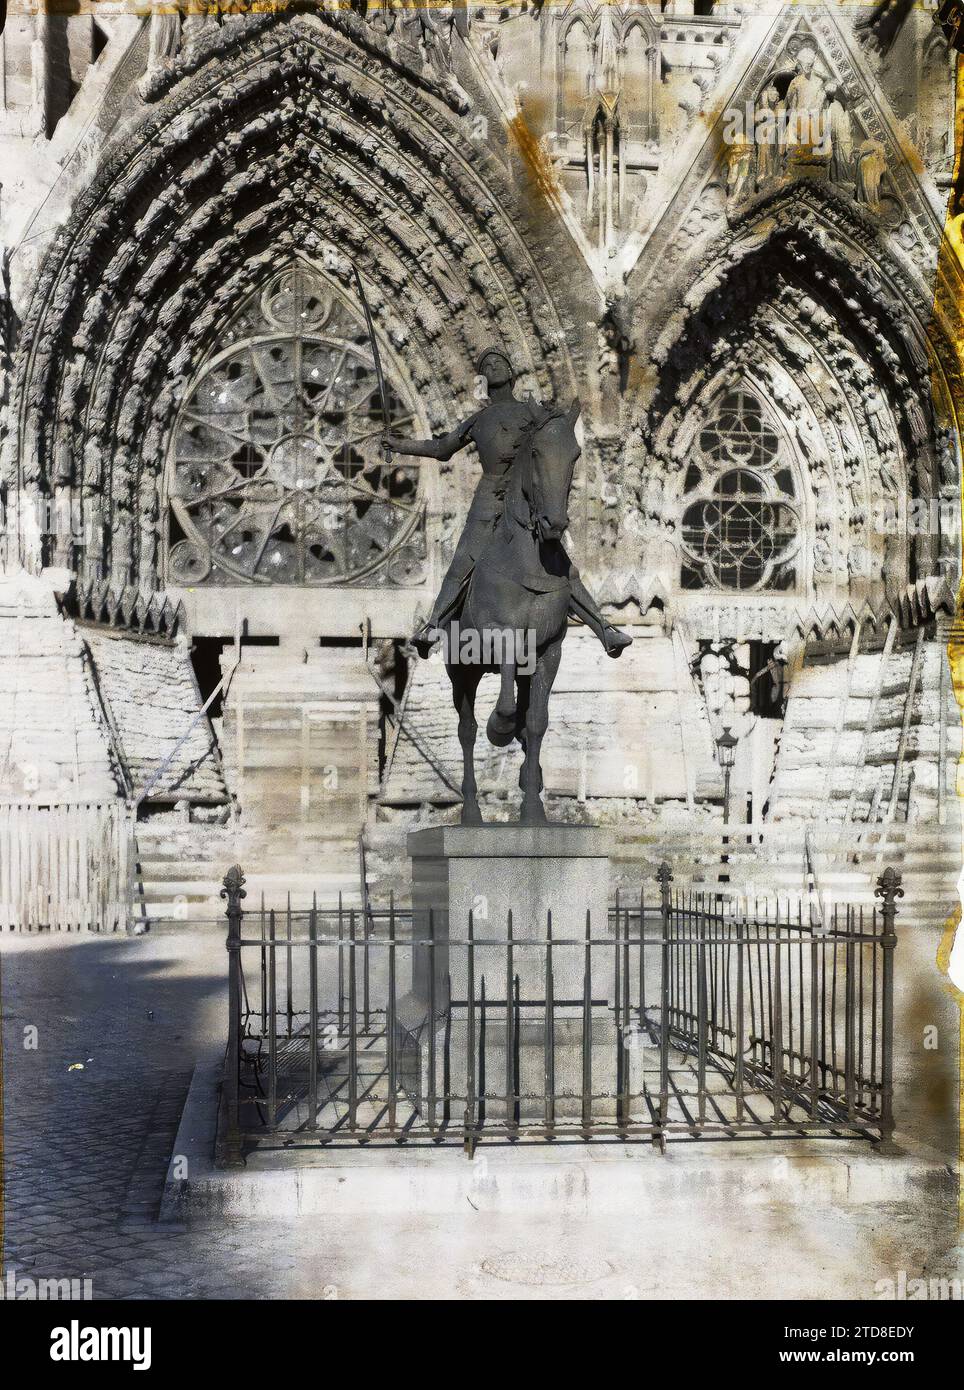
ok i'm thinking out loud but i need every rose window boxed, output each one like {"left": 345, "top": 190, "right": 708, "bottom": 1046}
{"left": 680, "top": 387, "right": 799, "bottom": 592}
{"left": 166, "top": 263, "right": 426, "bottom": 587}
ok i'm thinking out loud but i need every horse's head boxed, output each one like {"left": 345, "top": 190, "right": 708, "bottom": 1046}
{"left": 522, "top": 398, "right": 581, "bottom": 542}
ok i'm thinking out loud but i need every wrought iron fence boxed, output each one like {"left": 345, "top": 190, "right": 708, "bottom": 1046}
{"left": 216, "top": 863, "right": 899, "bottom": 1165}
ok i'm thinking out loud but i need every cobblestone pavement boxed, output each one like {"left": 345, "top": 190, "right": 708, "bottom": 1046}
{"left": 1, "top": 929, "right": 961, "bottom": 1300}
{"left": 0, "top": 929, "right": 288, "bottom": 1298}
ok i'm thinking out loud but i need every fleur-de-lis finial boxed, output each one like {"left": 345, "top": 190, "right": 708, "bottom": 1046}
{"left": 874, "top": 866, "right": 904, "bottom": 904}
{"left": 221, "top": 864, "right": 247, "bottom": 903}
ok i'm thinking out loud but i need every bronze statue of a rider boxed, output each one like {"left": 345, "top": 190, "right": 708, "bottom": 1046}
{"left": 384, "top": 347, "right": 631, "bottom": 660}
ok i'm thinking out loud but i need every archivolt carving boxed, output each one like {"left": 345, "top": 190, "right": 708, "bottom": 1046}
{"left": 139, "top": 5, "right": 472, "bottom": 111}
{"left": 627, "top": 183, "right": 956, "bottom": 609}
{"left": 4, "top": 13, "right": 572, "bottom": 591}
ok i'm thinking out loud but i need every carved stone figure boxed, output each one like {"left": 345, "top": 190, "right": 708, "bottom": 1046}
{"left": 726, "top": 139, "right": 754, "bottom": 203}
{"left": 755, "top": 84, "right": 783, "bottom": 185}
{"left": 855, "top": 139, "right": 887, "bottom": 209}
{"left": 863, "top": 384, "right": 891, "bottom": 451}
{"left": 902, "top": 386, "right": 930, "bottom": 447}
{"left": 785, "top": 43, "right": 827, "bottom": 150}
{"left": 181, "top": 8, "right": 214, "bottom": 59}
{"left": 825, "top": 85, "right": 854, "bottom": 182}
{"left": 139, "top": 0, "right": 182, "bottom": 97}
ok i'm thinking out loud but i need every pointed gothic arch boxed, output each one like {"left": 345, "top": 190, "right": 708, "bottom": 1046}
{"left": 620, "top": 15, "right": 659, "bottom": 144}
{"left": 3, "top": 11, "right": 575, "bottom": 592}
{"left": 639, "top": 183, "right": 960, "bottom": 610}
{"left": 678, "top": 379, "right": 803, "bottom": 595}
{"left": 559, "top": 12, "right": 594, "bottom": 133}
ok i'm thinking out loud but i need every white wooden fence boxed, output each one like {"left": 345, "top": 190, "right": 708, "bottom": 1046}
{"left": 0, "top": 800, "right": 132, "bottom": 932}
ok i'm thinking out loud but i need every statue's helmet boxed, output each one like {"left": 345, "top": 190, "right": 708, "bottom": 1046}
{"left": 475, "top": 348, "right": 515, "bottom": 387}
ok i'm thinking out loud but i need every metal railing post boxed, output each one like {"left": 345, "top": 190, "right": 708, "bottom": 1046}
{"left": 735, "top": 913, "right": 745, "bottom": 1124}
{"left": 387, "top": 893, "right": 398, "bottom": 1136}
{"left": 771, "top": 911, "right": 784, "bottom": 1126}
{"left": 544, "top": 910, "right": 555, "bottom": 1134}
{"left": 618, "top": 903, "right": 630, "bottom": 1135}
{"left": 218, "top": 865, "right": 246, "bottom": 1168}
{"left": 267, "top": 909, "right": 277, "bottom": 1128}
{"left": 875, "top": 866, "right": 902, "bottom": 1153}
{"left": 657, "top": 862, "right": 673, "bottom": 1153}
{"left": 581, "top": 909, "right": 593, "bottom": 1138}
{"left": 505, "top": 910, "right": 517, "bottom": 1136}
{"left": 308, "top": 903, "right": 319, "bottom": 1131}
{"left": 464, "top": 910, "right": 477, "bottom": 1159}
{"left": 348, "top": 909, "right": 358, "bottom": 1136}
{"left": 427, "top": 907, "right": 437, "bottom": 1137}
{"left": 809, "top": 915, "right": 820, "bottom": 1120}
{"left": 696, "top": 899, "right": 707, "bottom": 1129}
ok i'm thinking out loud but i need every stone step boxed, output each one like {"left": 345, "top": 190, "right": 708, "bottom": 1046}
{"left": 692, "top": 881, "right": 957, "bottom": 913}
{"left": 135, "top": 893, "right": 366, "bottom": 922}
{"left": 697, "top": 859, "right": 955, "bottom": 885}
{"left": 138, "top": 873, "right": 364, "bottom": 900}
{"left": 689, "top": 886, "right": 956, "bottom": 916}
{"left": 857, "top": 853, "right": 960, "bottom": 873}
{"left": 615, "top": 826, "right": 960, "bottom": 849}
{"left": 689, "top": 858, "right": 957, "bottom": 885}
{"left": 136, "top": 855, "right": 364, "bottom": 878}
{"left": 135, "top": 825, "right": 359, "bottom": 847}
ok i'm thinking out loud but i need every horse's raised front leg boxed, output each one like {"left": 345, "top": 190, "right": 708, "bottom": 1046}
{"left": 451, "top": 666, "right": 484, "bottom": 825}
{"left": 520, "top": 640, "right": 561, "bottom": 825}
{"left": 486, "top": 653, "right": 516, "bottom": 748}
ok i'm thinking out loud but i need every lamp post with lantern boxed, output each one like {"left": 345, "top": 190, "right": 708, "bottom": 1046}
{"left": 716, "top": 725, "right": 738, "bottom": 825}
{"left": 716, "top": 725, "right": 739, "bottom": 885}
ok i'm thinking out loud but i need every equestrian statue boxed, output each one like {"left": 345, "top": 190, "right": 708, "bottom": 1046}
{"left": 384, "top": 347, "right": 631, "bottom": 826}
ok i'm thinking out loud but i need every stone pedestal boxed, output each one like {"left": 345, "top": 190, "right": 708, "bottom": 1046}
{"left": 408, "top": 824, "right": 614, "bottom": 1003}
{"left": 400, "top": 825, "right": 619, "bottom": 1122}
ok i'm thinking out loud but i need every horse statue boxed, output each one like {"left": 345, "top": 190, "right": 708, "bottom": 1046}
{"left": 443, "top": 398, "right": 607, "bottom": 826}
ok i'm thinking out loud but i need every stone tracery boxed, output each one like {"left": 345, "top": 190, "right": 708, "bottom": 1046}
{"left": 679, "top": 384, "right": 801, "bottom": 594}
{"left": 167, "top": 260, "right": 426, "bottom": 588}
{"left": 626, "top": 181, "right": 958, "bottom": 631}
{"left": 2, "top": 12, "right": 575, "bottom": 593}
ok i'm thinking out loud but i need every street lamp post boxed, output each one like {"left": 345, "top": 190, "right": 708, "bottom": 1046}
{"left": 716, "top": 725, "right": 738, "bottom": 825}
{"left": 716, "top": 726, "right": 739, "bottom": 888}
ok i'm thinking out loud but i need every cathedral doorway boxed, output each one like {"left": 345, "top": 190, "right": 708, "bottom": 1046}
{"left": 229, "top": 695, "right": 369, "bottom": 832}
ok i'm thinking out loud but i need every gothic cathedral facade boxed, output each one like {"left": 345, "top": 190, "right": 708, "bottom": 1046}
{"left": 0, "top": 3, "right": 961, "bottom": 920}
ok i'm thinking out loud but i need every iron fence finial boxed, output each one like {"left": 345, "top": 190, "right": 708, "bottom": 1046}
{"left": 874, "top": 864, "right": 900, "bottom": 1153}
{"left": 222, "top": 864, "right": 247, "bottom": 907}
{"left": 874, "top": 866, "right": 904, "bottom": 906}
{"left": 218, "top": 863, "right": 246, "bottom": 1169}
